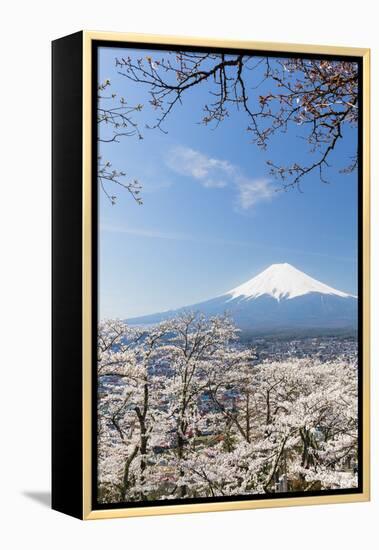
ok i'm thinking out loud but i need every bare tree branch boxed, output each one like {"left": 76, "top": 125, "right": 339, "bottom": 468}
{"left": 116, "top": 53, "right": 358, "bottom": 189}
{"left": 97, "top": 79, "right": 144, "bottom": 205}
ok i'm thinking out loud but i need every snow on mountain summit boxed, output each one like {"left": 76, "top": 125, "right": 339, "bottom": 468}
{"left": 225, "top": 263, "right": 353, "bottom": 302}
{"left": 127, "top": 262, "right": 357, "bottom": 331}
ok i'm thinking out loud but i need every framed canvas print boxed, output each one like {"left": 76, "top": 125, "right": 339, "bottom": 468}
{"left": 52, "top": 31, "right": 370, "bottom": 520}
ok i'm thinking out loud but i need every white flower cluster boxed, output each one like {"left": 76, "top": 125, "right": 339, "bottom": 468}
{"left": 97, "top": 314, "right": 358, "bottom": 503}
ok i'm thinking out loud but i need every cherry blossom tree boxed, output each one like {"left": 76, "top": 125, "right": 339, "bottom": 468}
{"left": 115, "top": 53, "right": 358, "bottom": 190}
{"left": 151, "top": 313, "right": 252, "bottom": 497}
{"left": 97, "top": 315, "right": 358, "bottom": 503}
{"left": 97, "top": 80, "right": 143, "bottom": 205}
{"left": 97, "top": 320, "right": 170, "bottom": 501}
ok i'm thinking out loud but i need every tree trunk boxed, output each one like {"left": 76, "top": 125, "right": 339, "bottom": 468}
{"left": 122, "top": 444, "right": 139, "bottom": 499}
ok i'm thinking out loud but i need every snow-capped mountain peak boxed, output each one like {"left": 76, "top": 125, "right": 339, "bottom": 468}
{"left": 225, "top": 263, "right": 353, "bottom": 302}
{"left": 128, "top": 262, "right": 357, "bottom": 332}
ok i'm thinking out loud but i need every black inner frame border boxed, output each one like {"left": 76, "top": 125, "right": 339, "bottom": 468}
{"left": 91, "top": 39, "right": 364, "bottom": 511}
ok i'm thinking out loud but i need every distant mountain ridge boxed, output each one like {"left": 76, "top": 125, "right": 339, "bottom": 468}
{"left": 127, "top": 263, "right": 357, "bottom": 333}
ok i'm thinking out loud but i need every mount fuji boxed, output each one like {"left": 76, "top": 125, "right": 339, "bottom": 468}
{"left": 127, "top": 263, "right": 357, "bottom": 334}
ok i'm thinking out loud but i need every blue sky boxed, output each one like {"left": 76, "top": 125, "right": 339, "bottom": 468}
{"left": 98, "top": 47, "right": 358, "bottom": 319}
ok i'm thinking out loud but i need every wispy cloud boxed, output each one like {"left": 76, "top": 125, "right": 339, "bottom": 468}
{"left": 166, "top": 145, "right": 275, "bottom": 208}
{"left": 236, "top": 177, "right": 274, "bottom": 209}
{"left": 100, "top": 224, "right": 192, "bottom": 242}
{"left": 100, "top": 224, "right": 356, "bottom": 263}
{"left": 166, "top": 146, "right": 232, "bottom": 189}
{"left": 100, "top": 223, "right": 248, "bottom": 247}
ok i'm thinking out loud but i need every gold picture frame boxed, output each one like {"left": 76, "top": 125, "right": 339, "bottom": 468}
{"left": 52, "top": 31, "right": 370, "bottom": 520}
